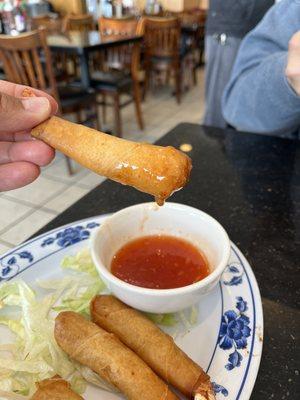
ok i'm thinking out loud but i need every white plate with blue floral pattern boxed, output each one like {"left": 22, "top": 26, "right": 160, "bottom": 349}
{"left": 0, "top": 214, "right": 263, "bottom": 400}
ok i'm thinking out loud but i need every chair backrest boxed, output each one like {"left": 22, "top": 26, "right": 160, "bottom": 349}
{"left": 97, "top": 17, "right": 144, "bottom": 79}
{"left": 176, "top": 11, "right": 200, "bottom": 26}
{"left": 143, "top": 17, "right": 181, "bottom": 58}
{"left": 98, "top": 16, "right": 138, "bottom": 37}
{"left": 63, "top": 14, "right": 94, "bottom": 32}
{"left": 0, "top": 29, "right": 59, "bottom": 101}
{"left": 31, "top": 15, "right": 63, "bottom": 34}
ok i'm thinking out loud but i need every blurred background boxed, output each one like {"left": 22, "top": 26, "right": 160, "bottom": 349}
{"left": 0, "top": 0, "right": 275, "bottom": 252}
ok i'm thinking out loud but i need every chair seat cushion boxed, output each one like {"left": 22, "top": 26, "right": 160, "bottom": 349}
{"left": 58, "top": 85, "right": 95, "bottom": 109}
{"left": 90, "top": 70, "right": 132, "bottom": 91}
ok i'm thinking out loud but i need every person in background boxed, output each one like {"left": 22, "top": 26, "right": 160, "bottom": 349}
{"left": 204, "top": 0, "right": 274, "bottom": 128}
{"left": 222, "top": 0, "right": 300, "bottom": 139}
{"left": 0, "top": 80, "right": 57, "bottom": 191}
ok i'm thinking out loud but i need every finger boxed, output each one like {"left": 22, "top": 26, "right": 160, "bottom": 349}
{"left": 0, "top": 92, "right": 53, "bottom": 132}
{"left": 289, "top": 30, "right": 300, "bottom": 50}
{"left": 0, "top": 161, "right": 40, "bottom": 191}
{"left": 286, "top": 31, "right": 300, "bottom": 76}
{"left": 0, "top": 131, "right": 33, "bottom": 142}
{"left": 0, "top": 141, "right": 55, "bottom": 166}
{"left": 0, "top": 80, "right": 58, "bottom": 114}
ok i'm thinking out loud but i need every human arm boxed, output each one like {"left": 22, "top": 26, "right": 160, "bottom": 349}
{"left": 222, "top": 0, "right": 300, "bottom": 136}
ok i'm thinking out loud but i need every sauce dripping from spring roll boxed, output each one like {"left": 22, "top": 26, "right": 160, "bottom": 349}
{"left": 111, "top": 235, "right": 210, "bottom": 289}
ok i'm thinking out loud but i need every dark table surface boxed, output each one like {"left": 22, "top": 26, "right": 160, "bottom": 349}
{"left": 36, "top": 123, "right": 299, "bottom": 400}
{"left": 47, "top": 30, "right": 142, "bottom": 53}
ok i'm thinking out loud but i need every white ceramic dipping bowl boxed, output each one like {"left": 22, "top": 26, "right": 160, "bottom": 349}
{"left": 91, "top": 202, "right": 230, "bottom": 313}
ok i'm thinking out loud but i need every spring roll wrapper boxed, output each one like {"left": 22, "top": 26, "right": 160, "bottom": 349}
{"left": 31, "top": 116, "right": 192, "bottom": 204}
{"left": 54, "top": 311, "right": 179, "bottom": 400}
{"left": 91, "top": 296, "right": 215, "bottom": 400}
{"left": 31, "top": 376, "right": 83, "bottom": 400}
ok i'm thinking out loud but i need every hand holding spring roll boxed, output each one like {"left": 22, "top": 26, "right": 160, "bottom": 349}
{"left": 31, "top": 116, "right": 192, "bottom": 205}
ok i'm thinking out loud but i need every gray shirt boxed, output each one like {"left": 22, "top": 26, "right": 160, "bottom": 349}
{"left": 206, "top": 0, "right": 274, "bottom": 38}
{"left": 222, "top": 0, "right": 300, "bottom": 139}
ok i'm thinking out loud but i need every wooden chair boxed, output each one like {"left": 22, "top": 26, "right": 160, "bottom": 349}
{"left": 193, "top": 9, "right": 207, "bottom": 67}
{"left": 178, "top": 9, "right": 207, "bottom": 68}
{"left": 63, "top": 14, "right": 94, "bottom": 32}
{"left": 99, "top": 16, "right": 138, "bottom": 37}
{"left": 172, "top": 11, "right": 204, "bottom": 85}
{"left": 91, "top": 17, "right": 144, "bottom": 137}
{"left": 30, "top": 15, "right": 73, "bottom": 82}
{"left": 143, "top": 17, "right": 183, "bottom": 104}
{"left": 63, "top": 14, "right": 96, "bottom": 80}
{"left": 30, "top": 15, "right": 63, "bottom": 33}
{"left": 0, "top": 29, "right": 99, "bottom": 175}
{"left": 98, "top": 16, "right": 138, "bottom": 71}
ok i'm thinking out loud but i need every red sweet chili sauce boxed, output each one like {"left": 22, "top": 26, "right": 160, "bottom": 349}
{"left": 111, "top": 235, "right": 210, "bottom": 289}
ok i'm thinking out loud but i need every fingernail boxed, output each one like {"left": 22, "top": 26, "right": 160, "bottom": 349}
{"left": 22, "top": 97, "right": 50, "bottom": 113}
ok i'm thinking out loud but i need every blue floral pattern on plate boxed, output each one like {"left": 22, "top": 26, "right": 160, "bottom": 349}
{"left": 212, "top": 382, "right": 228, "bottom": 397}
{"left": 0, "top": 251, "right": 34, "bottom": 280}
{"left": 41, "top": 222, "right": 99, "bottom": 248}
{"left": 218, "top": 297, "right": 251, "bottom": 370}
{"left": 223, "top": 262, "right": 244, "bottom": 286}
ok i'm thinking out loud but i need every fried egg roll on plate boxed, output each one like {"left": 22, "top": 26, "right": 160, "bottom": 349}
{"left": 54, "top": 311, "right": 179, "bottom": 400}
{"left": 31, "top": 116, "right": 192, "bottom": 205}
{"left": 91, "top": 295, "right": 215, "bottom": 400}
{"left": 31, "top": 376, "right": 83, "bottom": 400}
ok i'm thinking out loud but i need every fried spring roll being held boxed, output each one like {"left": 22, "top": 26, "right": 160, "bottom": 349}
{"left": 31, "top": 116, "right": 192, "bottom": 205}
{"left": 54, "top": 311, "right": 179, "bottom": 400}
{"left": 91, "top": 295, "right": 215, "bottom": 400}
{"left": 31, "top": 376, "right": 83, "bottom": 400}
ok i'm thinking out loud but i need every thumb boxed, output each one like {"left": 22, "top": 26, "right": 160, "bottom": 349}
{"left": 0, "top": 92, "right": 51, "bottom": 133}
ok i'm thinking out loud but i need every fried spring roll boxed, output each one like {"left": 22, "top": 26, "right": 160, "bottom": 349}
{"left": 54, "top": 311, "right": 179, "bottom": 400}
{"left": 91, "top": 295, "right": 215, "bottom": 400}
{"left": 31, "top": 116, "right": 192, "bottom": 205}
{"left": 31, "top": 376, "right": 83, "bottom": 400}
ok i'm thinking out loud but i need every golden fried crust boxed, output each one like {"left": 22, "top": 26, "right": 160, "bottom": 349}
{"left": 31, "top": 116, "right": 192, "bottom": 203}
{"left": 54, "top": 311, "right": 179, "bottom": 400}
{"left": 31, "top": 376, "right": 83, "bottom": 400}
{"left": 91, "top": 295, "right": 215, "bottom": 400}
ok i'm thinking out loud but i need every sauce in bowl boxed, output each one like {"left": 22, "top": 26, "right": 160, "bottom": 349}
{"left": 111, "top": 235, "right": 209, "bottom": 289}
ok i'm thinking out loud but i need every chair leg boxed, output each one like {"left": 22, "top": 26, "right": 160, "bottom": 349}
{"left": 193, "top": 53, "right": 198, "bottom": 86}
{"left": 133, "top": 81, "right": 144, "bottom": 131}
{"left": 94, "top": 103, "right": 100, "bottom": 131}
{"left": 102, "top": 93, "right": 107, "bottom": 124}
{"left": 166, "top": 68, "right": 171, "bottom": 85}
{"left": 76, "top": 110, "right": 81, "bottom": 124}
{"left": 193, "top": 65, "right": 197, "bottom": 86}
{"left": 65, "top": 155, "right": 74, "bottom": 176}
{"left": 113, "top": 93, "right": 122, "bottom": 137}
{"left": 175, "top": 66, "right": 181, "bottom": 104}
{"left": 144, "top": 65, "right": 151, "bottom": 100}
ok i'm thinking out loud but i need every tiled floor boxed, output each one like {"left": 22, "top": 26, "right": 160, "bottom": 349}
{"left": 0, "top": 68, "right": 205, "bottom": 253}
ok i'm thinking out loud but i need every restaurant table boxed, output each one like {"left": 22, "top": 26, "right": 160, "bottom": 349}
{"left": 47, "top": 30, "right": 142, "bottom": 88}
{"left": 35, "top": 123, "right": 299, "bottom": 400}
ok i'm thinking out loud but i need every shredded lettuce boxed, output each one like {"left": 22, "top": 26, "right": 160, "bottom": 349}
{"left": 0, "top": 280, "right": 76, "bottom": 397}
{"left": 145, "top": 305, "right": 198, "bottom": 329}
{"left": 145, "top": 312, "right": 178, "bottom": 326}
{"left": 61, "top": 248, "right": 99, "bottom": 278}
{"left": 190, "top": 305, "right": 198, "bottom": 326}
{"left": 0, "top": 249, "right": 106, "bottom": 398}
{"left": 69, "top": 373, "right": 87, "bottom": 395}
